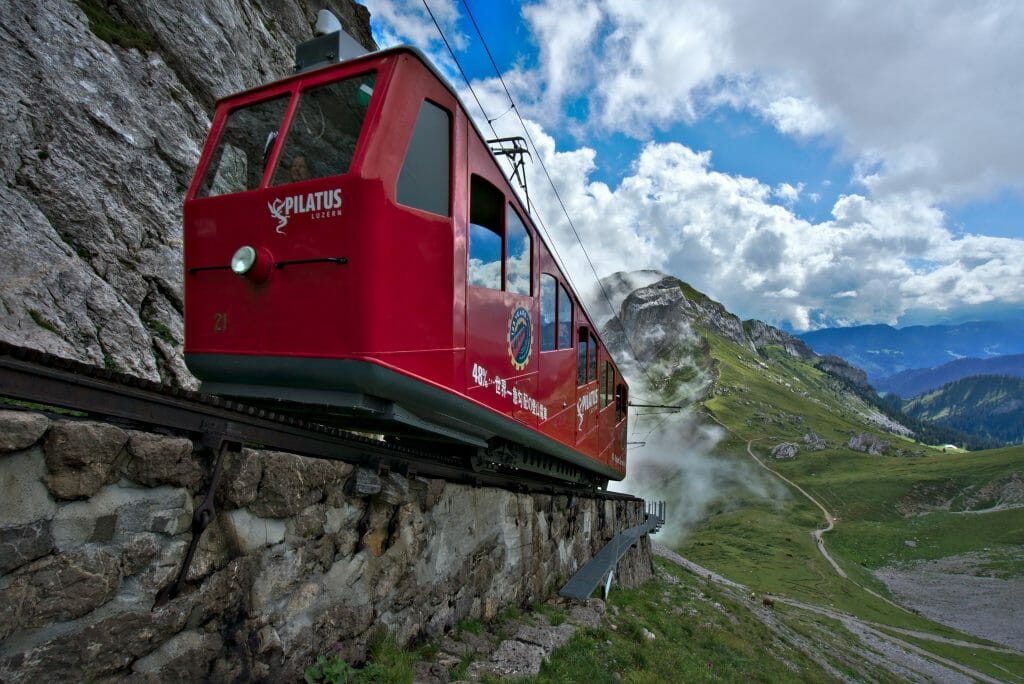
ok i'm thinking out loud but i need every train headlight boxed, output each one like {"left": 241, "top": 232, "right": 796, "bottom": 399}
{"left": 231, "top": 246, "right": 257, "bottom": 275}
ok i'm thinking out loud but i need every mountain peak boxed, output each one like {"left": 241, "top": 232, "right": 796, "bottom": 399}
{"left": 601, "top": 271, "right": 871, "bottom": 391}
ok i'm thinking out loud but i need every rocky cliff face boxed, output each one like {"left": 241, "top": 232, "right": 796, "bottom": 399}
{"left": 0, "top": 0, "right": 372, "bottom": 386}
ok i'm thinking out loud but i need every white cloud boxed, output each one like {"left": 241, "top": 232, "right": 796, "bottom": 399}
{"left": 362, "top": 0, "right": 467, "bottom": 80}
{"left": 773, "top": 182, "right": 803, "bottom": 205}
{"left": 523, "top": 136, "right": 1024, "bottom": 330}
{"left": 364, "top": 0, "right": 1024, "bottom": 330}
{"left": 521, "top": 0, "right": 1024, "bottom": 201}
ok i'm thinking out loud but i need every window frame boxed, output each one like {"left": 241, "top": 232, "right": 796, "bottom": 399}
{"left": 540, "top": 273, "right": 557, "bottom": 352}
{"left": 467, "top": 176, "right": 536, "bottom": 297}
{"left": 505, "top": 205, "right": 532, "bottom": 296}
{"left": 396, "top": 98, "right": 452, "bottom": 216}
{"left": 468, "top": 175, "right": 504, "bottom": 290}
{"left": 269, "top": 71, "right": 378, "bottom": 187}
{"left": 557, "top": 283, "right": 573, "bottom": 349}
{"left": 577, "top": 327, "right": 589, "bottom": 386}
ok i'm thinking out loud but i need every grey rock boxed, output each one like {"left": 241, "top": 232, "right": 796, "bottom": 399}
{"left": 0, "top": 446, "right": 57, "bottom": 527}
{"left": 0, "top": 410, "right": 50, "bottom": 452}
{"left": 848, "top": 433, "right": 890, "bottom": 455}
{"left": 568, "top": 599, "right": 607, "bottom": 628}
{"left": 379, "top": 472, "right": 410, "bottom": 506}
{"left": 470, "top": 639, "right": 546, "bottom": 679}
{"left": 348, "top": 466, "right": 383, "bottom": 497}
{"left": 414, "top": 660, "right": 449, "bottom": 683}
{"left": 131, "top": 629, "right": 223, "bottom": 679}
{"left": 513, "top": 621, "right": 575, "bottom": 652}
{"left": 221, "top": 447, "right": 263, "bottom": 508}
{"left": 819, "top": 355, "right": 871, "bottom": 390}
{"left": 251, "top": 450, "right": 352, "bottom": 517}
{"left": 744, "top": 319, "right": 817, "bottom": 359}
{"left": 803, "top": 432, "right": 828, "bottom": 450}
{"left": 0, "top": 521, "right": 54, "bottom": 574}
{"left": 0, "top": 422, "right": 655, "bottom": 682}
{"left": 771, "top": 442, "right": 799, "bottom": 460}
{"left": 51, "top": 483, "right": 192, "bottom": 551}
{"left": 125, "top": 431, "right": 203, "bottom": 489}
{"left": 43, "top": 420, "right": 129, "bottom": 499}
{"left": 0, "top": 605, "right": 189, "bottom": 681}
{"left": 0, "top": 548, "right": 121, "bottom": 636}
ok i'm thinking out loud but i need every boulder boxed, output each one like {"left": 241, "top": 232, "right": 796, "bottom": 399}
{"left": 0, "top": 410, "right": 50, "bottom": 452}
{"left": 43, "top": 420, "right": 129, "bottom": 499}
{"left": 771, "top": 442, "right": 799, "bottom": 460}
{"left": 848, "top": 433, "right": 890, "bottom": 455}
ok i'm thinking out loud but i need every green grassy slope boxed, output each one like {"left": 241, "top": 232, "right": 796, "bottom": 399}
{"left": 902, "top": 374, "right": 1024, "bottom": 444}
{"left": 652, "top": 312, "right": 1024, "bottom": 677}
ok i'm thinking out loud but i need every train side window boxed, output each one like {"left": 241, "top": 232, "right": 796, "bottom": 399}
{"left": 616, "top": 382, "right": 627, "bottom": 423}
{"left": 397, "top": 100, "right": 450, "bottom": 216}
{"left": 506, "top": 206, "right": 532, "bottom": 295}
{"left": 577, "top": 328, "right": 588, "bottom": 386}
{"left": 540, "top": 274, "right": 556, "bottom": 351}
{"left": 557, "top": 285, "right": 572, "bottom": 349}
{"left": 468, "top": 176, "right": 503, "bottom": 289}
{"left": 198, "top": 94, "right": 290, "bottom": 197}
{"left": 589, "top": 335, "right": 598, "bottom": 383}
{"left": 601, "top": 361, "right": 611, "bottom": 407}
{"left": 271, "top": 72, "right": 377, "bottom": 186}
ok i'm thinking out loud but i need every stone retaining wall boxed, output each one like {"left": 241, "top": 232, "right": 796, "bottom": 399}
{"left": 0, "top": 409, "right": 653, "bottom": 680}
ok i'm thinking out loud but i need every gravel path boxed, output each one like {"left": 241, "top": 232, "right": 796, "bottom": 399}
{"left": 876, "top": 554, "right": 1024, "bottom": 652}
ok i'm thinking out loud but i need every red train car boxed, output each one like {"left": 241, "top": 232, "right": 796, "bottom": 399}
{"left": 183, "top": 43, "right": 628, "bottom": 485}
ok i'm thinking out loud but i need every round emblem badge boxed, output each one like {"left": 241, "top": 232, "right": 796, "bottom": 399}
{"left": 507, "top": 306, "right": 533, "bottom": 371}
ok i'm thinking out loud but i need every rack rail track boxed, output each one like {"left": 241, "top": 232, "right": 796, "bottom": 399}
{"left": 0, "top": 342, "right": 637, "bottom": 501}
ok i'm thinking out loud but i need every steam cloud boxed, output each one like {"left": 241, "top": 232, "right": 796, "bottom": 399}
{"left": 606, "top": 295, "right": 789, "bottom": 547}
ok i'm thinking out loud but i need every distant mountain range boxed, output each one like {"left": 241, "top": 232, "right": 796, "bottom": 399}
{"left": 900, "top": 375, "right": 1024, "bottom": 445}
{"left": 797, "top": 320, "right": 1024, "bottom": 382}
{"left": 876, "top": 354, "right": 1024, "bottom": 398}
{"left": 598, "top": 272, "right": 1013, "bottom": 450}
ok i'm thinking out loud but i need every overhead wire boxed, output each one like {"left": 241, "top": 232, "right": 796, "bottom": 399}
{"left": 423, "top": 0, "right": 673, "bottom": 410}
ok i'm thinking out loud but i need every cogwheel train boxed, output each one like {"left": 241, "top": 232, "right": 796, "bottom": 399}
{"left": 182, "top": 15, "right": 628, "bottom": 485}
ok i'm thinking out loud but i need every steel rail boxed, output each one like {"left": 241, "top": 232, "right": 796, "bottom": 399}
{"left": 0, "top": 342, "right": 637, "bottom": 501}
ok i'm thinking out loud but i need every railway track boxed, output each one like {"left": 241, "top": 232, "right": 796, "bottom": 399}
{"left": 1, "top": 341, "right": 640, "bottom": 606}
{"left": 0, "top": 341, "right": 635, "bottom": 501}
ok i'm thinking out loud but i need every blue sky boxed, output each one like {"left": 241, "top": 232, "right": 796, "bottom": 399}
{"left": 363, "top": 0, "right": 1024, "bottom": 331}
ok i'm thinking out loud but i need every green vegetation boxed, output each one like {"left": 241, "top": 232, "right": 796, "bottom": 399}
{"left": 456, "top": 617, "right": 484, "bottom": 636}
{"left": 28, "top": 309, "right": 59, "bottom": 334}
{"left": 655, "top": 288, "right": 1024, "bottom": 674}
{"left": 146, "top": 319, "right": 178, "bottom": 346}
{"left": 902, "top": 374, "right": 1024, "bottom": 445}
{"left": 75, "top": 0, "right": 157, "bottom": 52}
{"left": 304, "top": 635, "right": 419, "bottom": 684}
{"left": 0, "top": 398, "right": 86, "bottom": 417}
{"left": 102, "top": 351, "right": 124, "bottom": 373}
{"left": 530, "top": 558, "right": 837, "bottom": 683}
{"left": 530, "top": 600, "right": 567, "bottom": 626}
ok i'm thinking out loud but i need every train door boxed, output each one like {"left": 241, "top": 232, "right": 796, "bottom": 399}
{"left": 537, "top": 273, "right": 576, "bottom": 444}
{"left": 464, "top": 174, "right": 539, "bottom": 426}
{"left": 613, "top": 380, "right": 628, "bottom": 470}
{"left": 575, "top": 327, "right": 600, "bottom": 451}
{"left": 599, "top": 360, "right": 614, "bottom": 460}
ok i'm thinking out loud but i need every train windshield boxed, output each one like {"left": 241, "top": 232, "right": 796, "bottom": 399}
{"left": 196, "top": 71, "right": 376, "bottom": 197}
{"left": 197, "top": 95, "right": 290, "bottom": 197}
{"left": 271, "top": 72, "right": 376, "bottom": 186}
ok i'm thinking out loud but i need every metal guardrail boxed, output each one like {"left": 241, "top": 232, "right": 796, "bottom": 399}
{"left": 559, "top": 500, "right": 666, "bottom": 600}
